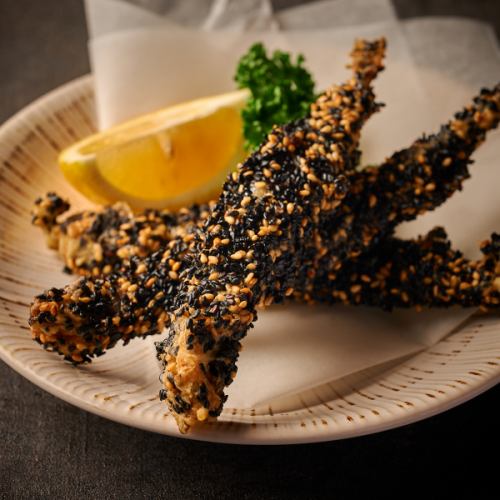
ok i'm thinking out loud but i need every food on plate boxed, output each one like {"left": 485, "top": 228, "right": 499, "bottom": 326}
{"left": 306, "top": 227, "right": 500, "bottom": 310}
{"left": 30, "top": 37, "right": 385, "bottom": 373}
{"left": 58, "top": 43, "right": 318, "bottom": 211}
{"left": 59, "top": 90, "right": 248, "bottom": 211}
{"left": 30, "top": 74, "right": 500, "bottom": 360}
{"left": 156, "top": 38, "right": 387, "bottom": 432}
{"left": 30, "top": 202, "right": 210, "bottom": 363}
{"left": 32, "top": 192, "right": 213, "bottom": 277}
{"left": 29, "top": 217, "right": 500, "bottom": 364}
{"left": 27, "top": 38, "right": 500, "bottom": 433}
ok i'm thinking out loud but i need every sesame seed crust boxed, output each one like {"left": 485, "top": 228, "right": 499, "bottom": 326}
{"left": 29, "top": 219, "right": 500, "bottom": 364}
{"left": 157, "top": 46, "right": 500, "bottom": 433}
{"left": 157, "top": 38, "right": 388, "bottom": 432}
{"left": 26, "top": 40, "right": 500, "bottom": 434}
{"left": 31, "top": 192, "right": 213, "bottom": 277}
{"left": 303, "top": 227, "right": 500, "bottom": 310}
{"left": 305, "top": 82, "right": 500, "bottom": 286}
{"left": 334, "top": 83, "right": 500, "bottom": 260}
{"left": 29, "top": 203, "right": 213, "bottom": 363}
{"left": 31, "top": 79, "right": 500, "bottom": 283}
{"left": 32, "top": 192, "right": 70, "bottom": 251}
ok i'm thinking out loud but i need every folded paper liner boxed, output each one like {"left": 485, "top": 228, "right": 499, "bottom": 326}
{"left": 84, "top": 0, "right": 500, "bottom": 412}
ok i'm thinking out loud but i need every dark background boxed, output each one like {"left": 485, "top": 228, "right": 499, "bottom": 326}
{"left": 0, "top": 1, "right": 498, "bottom": 498}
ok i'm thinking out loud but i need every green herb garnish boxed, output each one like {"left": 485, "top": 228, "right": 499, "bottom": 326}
{"left": 234, "top": 42, "right": 316, "bottom": 151}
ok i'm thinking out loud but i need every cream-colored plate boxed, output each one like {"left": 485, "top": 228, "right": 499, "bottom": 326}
{"left": 0, "top": 76, "right": 499, "bottom": 444}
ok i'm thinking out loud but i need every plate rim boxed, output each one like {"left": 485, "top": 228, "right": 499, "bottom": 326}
{"left": 1, "top": 338, "right": 498, "bottom": 445}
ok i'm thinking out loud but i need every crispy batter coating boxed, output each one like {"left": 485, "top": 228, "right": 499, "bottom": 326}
{"left": 30, "top": 38, "right": 382, "bottom": 367}
{"left": 32, "top": 84, "right": 499, "bottom": 281}
{"left": 303, "top": 227, "right": 500, "bottom": 310}
{"left": 155, "top": 39, "right": 387, "bottom": 431}
{"left": 28, "top": 39, "right": 500, "bottom": 433}
{"left": 158, "top": 44, "right": 500, "bottom": 432}
{"left": 29, "top": 204, "right": 210, "bottom": 363}
{"left": 30, "top": 222, "right": 500, "bottom": 364}
{"left": 32, "top": 192, "right": 70, "bottom": 250}
{"left": 31, "top": 192, "right": 211, "bottom": 276}
{"left": 319, "top": 83, "right": 500, "bottom": 272}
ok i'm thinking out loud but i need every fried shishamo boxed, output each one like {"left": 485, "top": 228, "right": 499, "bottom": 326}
{"left": 32, "top": 192, "right": 214, "bottom": 277}
{"left": 157, "top": 39, "right": 388, "bottom": 431}
{"left": 30, "top": 38, "right": 385, "bottom": 373}
{"left": 28, "top": 39, "right": 500, "bottom": 433}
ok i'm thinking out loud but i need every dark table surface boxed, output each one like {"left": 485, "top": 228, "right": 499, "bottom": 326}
{"left": 1, "top": 1, "right": 499, "bottom": 498}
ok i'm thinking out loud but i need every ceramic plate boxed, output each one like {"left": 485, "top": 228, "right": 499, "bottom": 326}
{"left": 0, "top": 76, "right": 499, "bottom": 444}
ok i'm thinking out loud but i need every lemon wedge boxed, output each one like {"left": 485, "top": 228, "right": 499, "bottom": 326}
{"left": 59, "top": 89, "right": 250, "bottom": 210}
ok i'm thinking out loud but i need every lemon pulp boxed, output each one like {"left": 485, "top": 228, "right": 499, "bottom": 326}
{"left": 59, "top": 89, "right": 250, "bottom": 210}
